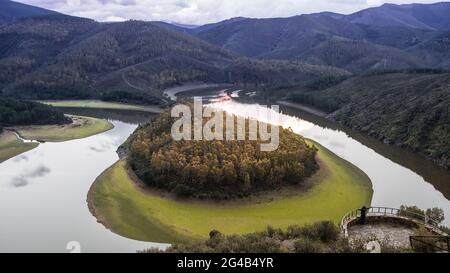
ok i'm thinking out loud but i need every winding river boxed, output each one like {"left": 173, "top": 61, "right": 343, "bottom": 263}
{"left": 1, "top": 91, "right": 450, "bottom": 252}
{"left": 0, "top": 109, "right": 167, "bottom": 253}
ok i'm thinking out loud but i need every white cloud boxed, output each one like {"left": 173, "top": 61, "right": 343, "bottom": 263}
{"left": 16, "top": 0, "right": 443, "bottom": 25}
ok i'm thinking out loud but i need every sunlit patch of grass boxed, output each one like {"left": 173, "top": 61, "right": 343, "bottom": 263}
{"left": 39, "top": 100, "right": 162, "bottom": 113}
{"left": 89, "top": 141, "right": 373, "bottom": 243}
{"left": 14, "top": 115, "right": 114, "bottom": 142}
{"left": 0, "top": 131, "right": 39, "bottom": 163}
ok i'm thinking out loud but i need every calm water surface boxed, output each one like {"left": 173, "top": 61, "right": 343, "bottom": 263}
{"left": 0, "top": 109, "right": 167, "bottom": 253}
{"left": 2, "top": 92, "right": 450, "bottom": 252}
{"left": 205, "top": 91, "right": 450, "bottom": 226}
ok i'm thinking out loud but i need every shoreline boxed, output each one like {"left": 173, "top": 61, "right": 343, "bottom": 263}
{"left": 276, "top": 98, "right": 450, "bottom": 171}
{"left": 276, "top": 100, "right": 327, "bottom": 117}
{"left": 0, "top": 130, "right": 39, "bottom": 163}
{"left": 39, "top": 100, "right": 163, "bottom": 114}
{"left": 86, "top": 141, "right": 373, "bottom": 242}
{"left": 1, "top": 115, "right": 114, "bottom": 163}
{"left": 12, "top": 115, "right": 114, "bottom": 143}
{"left": 163, "top": 82, "right": 233, "bottom": 101}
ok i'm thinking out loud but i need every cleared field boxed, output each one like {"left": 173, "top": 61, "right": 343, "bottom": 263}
{"left": 0, "top": 131, "right": 38, "bottom": 163}
{"left": 14, "top": 115, "right": 114, "bottom": 142}
{"left": 88, "top": 141, "right": 373, "bottom": 243}
{"left": 39, "top": 100, "right": 162, "bottom": 113}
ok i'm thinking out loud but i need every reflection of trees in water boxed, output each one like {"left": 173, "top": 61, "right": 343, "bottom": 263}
{"left": 280, "top": 105, "right": 450, "bottom": 201}
{"left": 61, "top": 107, "right": 155, "bottom": 125}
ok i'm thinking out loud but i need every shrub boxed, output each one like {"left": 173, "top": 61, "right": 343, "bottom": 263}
{"left": 312, "top": 221, "right": 340, "bottom": 243}
{"left": 296, "top": 221, "right": 340, "bottom": 243}
{"left": 426, "top": 207, "right": 445, "bottom": 226}
{"left": 399, "top": 205, "right": 425, "bottom": 221}
{"left": 294, "top": 238, "right": 324, "bottom": 253}
{"left": 172, "top": 184, "right": 194, "bottom": 197}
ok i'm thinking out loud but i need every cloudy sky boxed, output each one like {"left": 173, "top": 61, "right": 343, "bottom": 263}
{"left": 17, "top": 0, "right": 441, "bottom": 25}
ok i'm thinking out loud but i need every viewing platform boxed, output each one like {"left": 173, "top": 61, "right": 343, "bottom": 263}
{"left": 341, "top": 207, "right": 449, "bottom": 251}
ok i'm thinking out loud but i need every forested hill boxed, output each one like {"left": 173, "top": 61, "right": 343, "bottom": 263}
{"left": 0, "top": 14, "right": 347, "bottom": 104}
{"left": 127, "top": 107, "right": 318, "bottom": 199}
{"left": 189, "top": 3, "right": 450, "bottom": 72}
{"left": 286, "top": 71, "right": 450, "bottom": 169}
{"left": 0, "top": 0, "right": 59, "bottom": 23}
{"left": 0, "top": 98, "right": 70, "bottom": 133}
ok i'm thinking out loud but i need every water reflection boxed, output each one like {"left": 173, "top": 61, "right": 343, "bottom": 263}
{"left": 11, "top": 165, "right": 51, "bottom": 188}
{"left": 0, "top": 110, "right": 165, "bottom": 253}
{"left": 2, "top": 96, "right": 450, "bottom": 252}
{"left": 207, "top": 97, "right": 450, "bottom": 226}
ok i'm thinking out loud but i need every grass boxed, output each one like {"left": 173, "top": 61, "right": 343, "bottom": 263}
{"left": 0, "top": 131, "right": 39, "bottom": 163}
{"left": 39, "top": 100, "right": 162, "bottom": 113}
{"left": 89, "top": 141, "right": 373, "bottom": 243}
{"left": 14, "top": 115, "right": 114, "bottom": 142}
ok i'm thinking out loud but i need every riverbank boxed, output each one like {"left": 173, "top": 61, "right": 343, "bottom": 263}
{"left": 88, "top": 141, "right": 373, "bottom": 243}
{"left": 12, "top": 115, "right": 114, "bottom": 142}
{"left": 0, "top": 115, "right": 114, "bottom": 162}
{"left": 0, "top": 131, "right": 39, "bottom": 163}
{"left": 39, "top": 100, "right": 163, "bottom": 114}
{"left": 163, "top": 82, "right": 232, "bottom": 101}
{"left": 278, "top": 96, "right": 450, "bottom": 170}
{"left": 277, "top": 100, "right": 327, "bottom": 117}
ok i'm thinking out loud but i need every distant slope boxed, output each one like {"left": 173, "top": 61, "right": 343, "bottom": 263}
{"left": 286, "top": 71, "right": 450, "bottom": 169}
{"left": 190, "top": 17, "right": 248, "bottom": 34}
{"left": 343, "top": 2, "right": 450, "bottom": 31}
{"left": 191, "top": 3, "right": 450, "bottom": 72}
{"left": 0, "top": 14, "right": 347, "bottom": 104}
{"left": 193, "top": 14, "right": 439, "bottom": 71}
{"left": 0, "top": 0, "right": 59, "bottom": 22}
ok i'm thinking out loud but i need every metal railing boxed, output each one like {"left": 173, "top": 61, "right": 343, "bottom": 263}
{"left": 341, "top": 207, "right": 445, "bottom": 237}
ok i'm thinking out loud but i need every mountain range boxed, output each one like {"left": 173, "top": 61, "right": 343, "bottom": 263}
{"left": 0, "top": 1, "right": 450, "bottom": 103}
{"left": 0, "top": 0, "right": 449, "bottom": 168}
{"left": 185, "top": 2, "right": 450, "bottom": 71}
{"left": 0, "top": 0, "right": 59, "bottom": 23}
{"left": 0, "top": 3, "right": 346, "bottom": 104}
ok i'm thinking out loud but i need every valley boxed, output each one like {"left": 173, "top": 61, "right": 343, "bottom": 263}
{"left": 280, "top": 71, "right": 450, "bottom": 169}
{"left": 88, "top": 140, "right": 372, "bottom": 242}
{"left": 0, "top": 0, "right": 450, "bottom": 254}
{"left": 1, "top": 91, "right": 450, "bottom": 252}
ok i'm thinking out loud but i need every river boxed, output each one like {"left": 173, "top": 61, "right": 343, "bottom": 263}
{"left": 0, "top": 109, "right": 168, "bottom": 253}
{"left": 1, "top": 91, "right": 450, "bottom": 252}
{"left": 203, "top": 90, "right": 450, "bottom": 226}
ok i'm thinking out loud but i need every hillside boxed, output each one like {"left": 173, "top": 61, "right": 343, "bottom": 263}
{"left": 127, "top": 107, "right": 318, "bottom": 199}
{"left": 190, "top": 4, "right": 450, "bottom": 72}
{"left": 0, "top": 13, "right": 346, "bottom": 104}
{"left": 286, "top": 71, "right": 450, "bottom": 169}
{"left": 342, "top": 2, "right": 450, "bottom": 31}
{"left": 0, "top": 97, "right": 70, "bottom": 133}
{"left": 0, "top": 0, "right": 59, "bottom": 23}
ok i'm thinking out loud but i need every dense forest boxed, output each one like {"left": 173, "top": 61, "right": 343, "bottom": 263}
{"left": 127, "top": 107, "right": 318, "bottom": 199}
{"left": 144, "top": 221, "right": 401, "bottom": 253}
{"left": 190, "top": 3, "right": 450, "bottom": 72}
{"left": 285, "top": 71, "right": 450, "bottom": 169}
{"left": 0, "top": 15, "right": 345, "bottom": 105}
{"left": 0, "top": 97, "right": 70, "bottom": 133}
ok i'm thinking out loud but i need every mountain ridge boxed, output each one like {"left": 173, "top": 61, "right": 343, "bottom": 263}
{"left": 0, "top": 0, "right": 60, "bottom": 23}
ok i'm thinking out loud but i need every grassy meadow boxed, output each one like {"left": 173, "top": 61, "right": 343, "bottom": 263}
{"left": 88, "top": 141, "right": 373, "bottom": 243}
{"left": 14, "top": 115, "right": 114, "bottom": 142}
{"left": 0, "top": 131, "right": 39, "bottom": 163}
{"left": 39, "top": 100, "right": 162, "bottom": 113}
